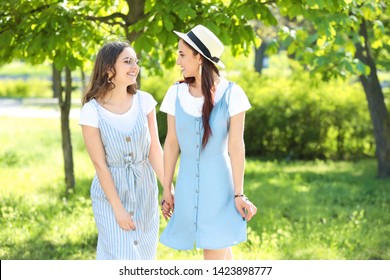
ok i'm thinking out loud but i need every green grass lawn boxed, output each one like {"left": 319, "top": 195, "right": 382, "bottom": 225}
{"left": 0, "top": 116, "right": 389, "bottom": 260}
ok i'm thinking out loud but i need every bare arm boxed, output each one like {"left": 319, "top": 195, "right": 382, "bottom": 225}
{"left": 161, "top": 114, "right": 180, "bottom": 219}
{"left": 228, "top": 112, "right": 246, "bottom": 195}
{"left": 228, "top": 111, "right": 257, "bottom": 221}
{"left": 81, "top": 125, "right": 135, "bottom": 231}
{"left": 147, "top": 108, "right": 164, "bottom": 185}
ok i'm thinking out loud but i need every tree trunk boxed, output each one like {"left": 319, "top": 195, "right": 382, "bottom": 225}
{"left": 125, "top": 0, "right": 145, "bottom": 87}
{"left": 125, "top": 0, "right": 145, "bottom": 41}
{"left": 59, "top": 67, "right": 75, "bottom": 194}
{"left": 356, "top": 19, "right": 390, "bottom": 178}
{"left": 254, "top": 41, "right": 268, "bottom": 74}
{"left": 80, "top": 68, "right": 87, "bottom": 93}
{"left": 52, "top": 64, "right": 61, "bottom": 98}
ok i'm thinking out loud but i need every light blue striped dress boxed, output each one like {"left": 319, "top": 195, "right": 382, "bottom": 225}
{"left": 89, "top": 94, "right": 159, "bottom": 259}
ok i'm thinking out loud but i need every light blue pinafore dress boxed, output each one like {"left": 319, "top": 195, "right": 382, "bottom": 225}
{"left": 160, "top": 82, "right": 247, "bottom": 250}
{"left": 90, "top": 94, "right": 159, "bottom": 259}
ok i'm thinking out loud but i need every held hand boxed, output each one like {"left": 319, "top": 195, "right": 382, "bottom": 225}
{"left": 114, "top": 206, "right": 136, "bottom": 231}
{"left": 235, "top": 195, "right": 257, "bottom": 221}
{"left": 161, "top": 188, "right": 175, "bottom": 220}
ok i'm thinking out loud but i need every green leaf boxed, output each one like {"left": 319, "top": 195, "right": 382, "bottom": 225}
{"left": 134, "top": 35, "right": 155, "bottom": 53}
{"left": 267, "top": 39, "right": 280, "bottom": 55}
{"left": 356, "top": 61, "right": 370, "bottom": 76}
{"left": 163, "top": 16, "right": 174, "bottom": 32}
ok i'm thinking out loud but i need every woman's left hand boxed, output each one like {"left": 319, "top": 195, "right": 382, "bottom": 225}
{"left": 161, "top": 187, "right": 175, "bottom": 220}
{"left": 235, "top": 196, "right": 257, "bottom": 221}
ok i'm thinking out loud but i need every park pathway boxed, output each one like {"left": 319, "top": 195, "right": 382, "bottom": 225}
{"left": 0, "top": 98, "right": 80, "bottom": 119}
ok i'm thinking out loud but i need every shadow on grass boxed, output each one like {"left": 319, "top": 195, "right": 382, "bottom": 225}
{"left": 242, "top": 159, "right": 390, "bottom": 259}
{"left": 36, "top": 176, "right": 92, "bottom": 199}
{"left": 0, "top": 190, "right": 97, "bottom": 260}
{"left": 4, "top": 235, "right": 97, "bottom": 260}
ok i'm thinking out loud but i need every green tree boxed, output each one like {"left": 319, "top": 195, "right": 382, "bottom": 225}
{"left": 272, "top": 0, "right": 390, "bottom": 178}
{"left": 0, "top": 0, "right": 107, "bottom": 195}
{"left": 249, "top": 0, "right": 390, "bottom": 177}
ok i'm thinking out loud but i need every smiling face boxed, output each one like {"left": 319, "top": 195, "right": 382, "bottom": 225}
{"left": 110, "top": 47, "right": 139, "bottom": 86}
{"left": 176, "top": 39, "right": 202, "bottom": 79}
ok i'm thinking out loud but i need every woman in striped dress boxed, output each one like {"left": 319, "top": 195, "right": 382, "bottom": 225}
{"left": 79, "top": 41, "right": 163, "bottom": 259}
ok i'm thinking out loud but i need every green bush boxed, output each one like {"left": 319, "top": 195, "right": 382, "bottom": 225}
{"left": 0, "top": 79, "right": 52, "bottom": 98}
{"left": 240, "top": 65, "right": 374, "bottom": 160}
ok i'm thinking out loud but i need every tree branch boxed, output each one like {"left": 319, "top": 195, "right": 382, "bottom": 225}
{"left": 85, "top": 12, "right": 127, "bottom": 27}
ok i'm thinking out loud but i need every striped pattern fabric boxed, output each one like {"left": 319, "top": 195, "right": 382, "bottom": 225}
{"left": 89, "top": 93, "right": 159, "bottom": 259}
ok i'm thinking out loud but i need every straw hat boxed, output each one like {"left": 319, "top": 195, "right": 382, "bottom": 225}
{"left": 174, "top": 25, "right": 225, "bottom": 68}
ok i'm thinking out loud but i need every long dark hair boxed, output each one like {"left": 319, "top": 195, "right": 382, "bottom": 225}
{"left": 182, "top": 41, "right": 220, "bottom": 148}
{"left": 82, "top": 41, "right": 137, "bottom": 105}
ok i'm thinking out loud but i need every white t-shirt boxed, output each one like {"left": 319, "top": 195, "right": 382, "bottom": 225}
{"left": 160, "top": 77, "right": 251, "bottom": 117}
{"left": 79, "top": 90, "right": 157, "bottom": 133}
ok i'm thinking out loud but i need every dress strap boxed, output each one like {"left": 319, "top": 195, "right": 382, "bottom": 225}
{"left": 225, "top": 81, "right": 234, "bottom": 108}
{"left": 216, "top": 81, "right": 234, "bottom": 111}
{"left": 174, "top": 82, "right": 181, "bottom": 110}
{"left": 136, "top": 90, "right": 143, "bottom": 114}
{"left": 90, "top": 98, "right": 98, "bottom": 108}
{"left": 90, "top": 98, "right": 103, "bottom": 120}
{"left": 175, "top": 82, "right": 180, "bottom": 102}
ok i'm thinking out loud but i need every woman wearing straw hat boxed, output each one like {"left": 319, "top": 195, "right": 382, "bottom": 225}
{"left": 159, "top": 25, "right": 257, "bottom": 260}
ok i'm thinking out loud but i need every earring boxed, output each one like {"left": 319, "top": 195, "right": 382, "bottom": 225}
{"left": 107, "top": 78, "right": 111, "bottom": 83}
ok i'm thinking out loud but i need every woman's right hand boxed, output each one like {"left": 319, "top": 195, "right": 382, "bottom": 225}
{"left": 114, "top": 206, "right": 136, "bottom": 231}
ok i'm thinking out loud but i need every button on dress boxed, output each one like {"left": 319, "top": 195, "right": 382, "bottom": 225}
{"left": 160, "top": 82, "right": 247, "bottom": 250}
{"left": 89, "top": 95, "right": 159, "bottom": 259}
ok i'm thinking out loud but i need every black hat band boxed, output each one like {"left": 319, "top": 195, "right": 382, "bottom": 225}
{"left": 187, "top": 31, "right": 220, "bottom": 63}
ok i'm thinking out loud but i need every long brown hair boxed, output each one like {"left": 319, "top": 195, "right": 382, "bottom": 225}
{"left": 82, "top": 41, "right": 137, "bottom": 105}
{"left": 182, "top": 41, "right": 220, "bottom": 148}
